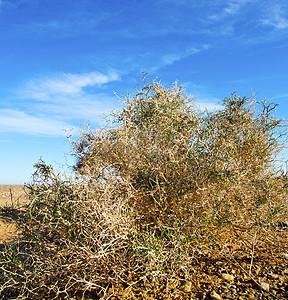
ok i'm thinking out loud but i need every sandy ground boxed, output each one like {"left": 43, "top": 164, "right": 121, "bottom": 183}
{"left": 0, "top": 185, "right": 28, "bottom": 243}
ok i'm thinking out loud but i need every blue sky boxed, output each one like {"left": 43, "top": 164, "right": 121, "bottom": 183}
{"left": 0, "top": 0, "right": 288, "bottom": 184}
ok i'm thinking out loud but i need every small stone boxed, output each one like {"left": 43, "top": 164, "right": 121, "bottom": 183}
{"left": 280, "top": 253, "right": 288, "bottom": 260}
{"left": 268, "top": 272, "right": 279, "bottom": 279}
{"left": 221, "top": 273, "right": 235, "bottom": 282}
{"left": 259, "top": 281, "right": 269, "bottom": 292}
{"left": 224, "top": 292, "right": 234, "bottom": 299}
{"left": 210, "top": 290, "right": 222, "bottom": 300}
{"left": 180, "top": 281, "right": 192, "bottom": 293}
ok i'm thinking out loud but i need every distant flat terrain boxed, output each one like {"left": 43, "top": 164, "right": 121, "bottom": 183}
{"left": 0, "top": 185, "right": 27, "bottom": 243}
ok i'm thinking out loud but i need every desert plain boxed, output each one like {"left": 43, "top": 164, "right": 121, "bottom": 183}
{"left": 0, "top": 185, "right": 27, "bottom": 243}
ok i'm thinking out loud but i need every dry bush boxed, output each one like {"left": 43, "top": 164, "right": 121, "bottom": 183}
{"left": 0, "top": 77, "right": 287, "bottom": 299}
{"left": 0, "top": 162, "right": 141, "bottom": 299}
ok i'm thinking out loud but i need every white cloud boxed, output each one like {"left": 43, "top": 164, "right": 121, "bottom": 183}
{"left": 224, "top": 0, "right": 253, "bottom": 15}
{"left": 4, "top": 71, "right": 121, "bottom": 135}
{"left": 182, "top": 82, "right": 223, "bottom": 112}
{"left": 200, "top": 0, "right": 288, "bottom": 45}
{"left": 214, "top": 1, "right": 288, "bottom": 31}
{"left": 32, "top": 93, "right": 121, "bottom": 121}
{"left": 261, "top": 4, "right": 288, "bottom": 29}
{"left": 209, "top": 0, "right": 254, "bottom": 20}
{"left": 196, "top": 101, "right": 223, "bottom": 112}
{"left": 154, "top": 45, "right": 210, "bottom": 71}
{"left": 270, "top": 93, "right": 288, "bottom": 100}
{"left": 0, "top": 0, "right": 34, "bottom": 10}
{"left": 161, "top": 48, "right": 201, "bottom": 66}
{"left": 19, "top": 71, "right": 121, "bottom": 120}
{"left": 0, "top": 109, "right": 69, "bottom": 135}
{"left": 22, "top": 71, "right": 119, "bottom": 101}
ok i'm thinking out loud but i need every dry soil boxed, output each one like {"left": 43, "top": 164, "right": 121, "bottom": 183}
{"left": 0, "top": 185, "right": 27, "bottom": 243}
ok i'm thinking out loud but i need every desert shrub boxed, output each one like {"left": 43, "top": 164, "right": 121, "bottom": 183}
{"left": 74, "top": 79, "right": 287, "bottom": 232}
{"left": 0, "top": 77, "right": 287, "bottom": 299}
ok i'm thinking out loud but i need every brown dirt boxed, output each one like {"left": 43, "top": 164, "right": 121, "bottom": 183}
{"left": 0, "top": 186, "right": 287, "bottom": 299}
{"left": 0, "top": 185, "right": 28, "bottom": 243}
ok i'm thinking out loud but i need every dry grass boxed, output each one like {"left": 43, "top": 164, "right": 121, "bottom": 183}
{"left": 0, "top": 77, "right": 287, "bottom": 299}
{"left": 0, "top": 185, "right": 27, "bottom": 207}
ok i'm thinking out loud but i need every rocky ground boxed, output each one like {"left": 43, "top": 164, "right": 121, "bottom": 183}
{"left": 0, "top": 185, "right": 287, "bottom": 299}
{"left": 99, "top": 236, "right": 288, "bottom": 300}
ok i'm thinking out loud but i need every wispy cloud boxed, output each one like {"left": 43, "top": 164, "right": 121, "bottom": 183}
{"left": 153, "top": 45, "right": 210, "bottom": 71}
{"left": 209, "top": 0, "right": 254, "bottom": 21}
{"left": 224, "top": 0, "right": 253, "bottom": 15}
{"left": 261, "top": 3, "right": 288, "bottom": 29}
{"left": 173, "top": 82, "right": 223, "bottom": 112}
{"left": 22, "top": 71, "right": 119, "bottom": 101}
{"left": 217, "top": 0, "right": 288, "bottom": 31}
{"left": 161, "top": 46, "right": 208, "bottom": 66}
{"left": 270, "top": 93, "right": 288, "bottom": 100}
{"left": 182, "top": 82, "right": 223, "bottom": 112}
{"left": 0, "top": 0, "right": 35, "bottom": 10}
{"left": 0, "top": 0, "right": 113, "bottom": 40}
{"left": 6, "top": 71, "right": 121, "bottom": 135}
{"left": 202, "top": 0, "right": 288, "bottom": 45}
{"left": 196, "top": 101, "right": 223, "bottom": 112}
{"left": 0, "top": 109, "right": 69, "bottom": 135}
